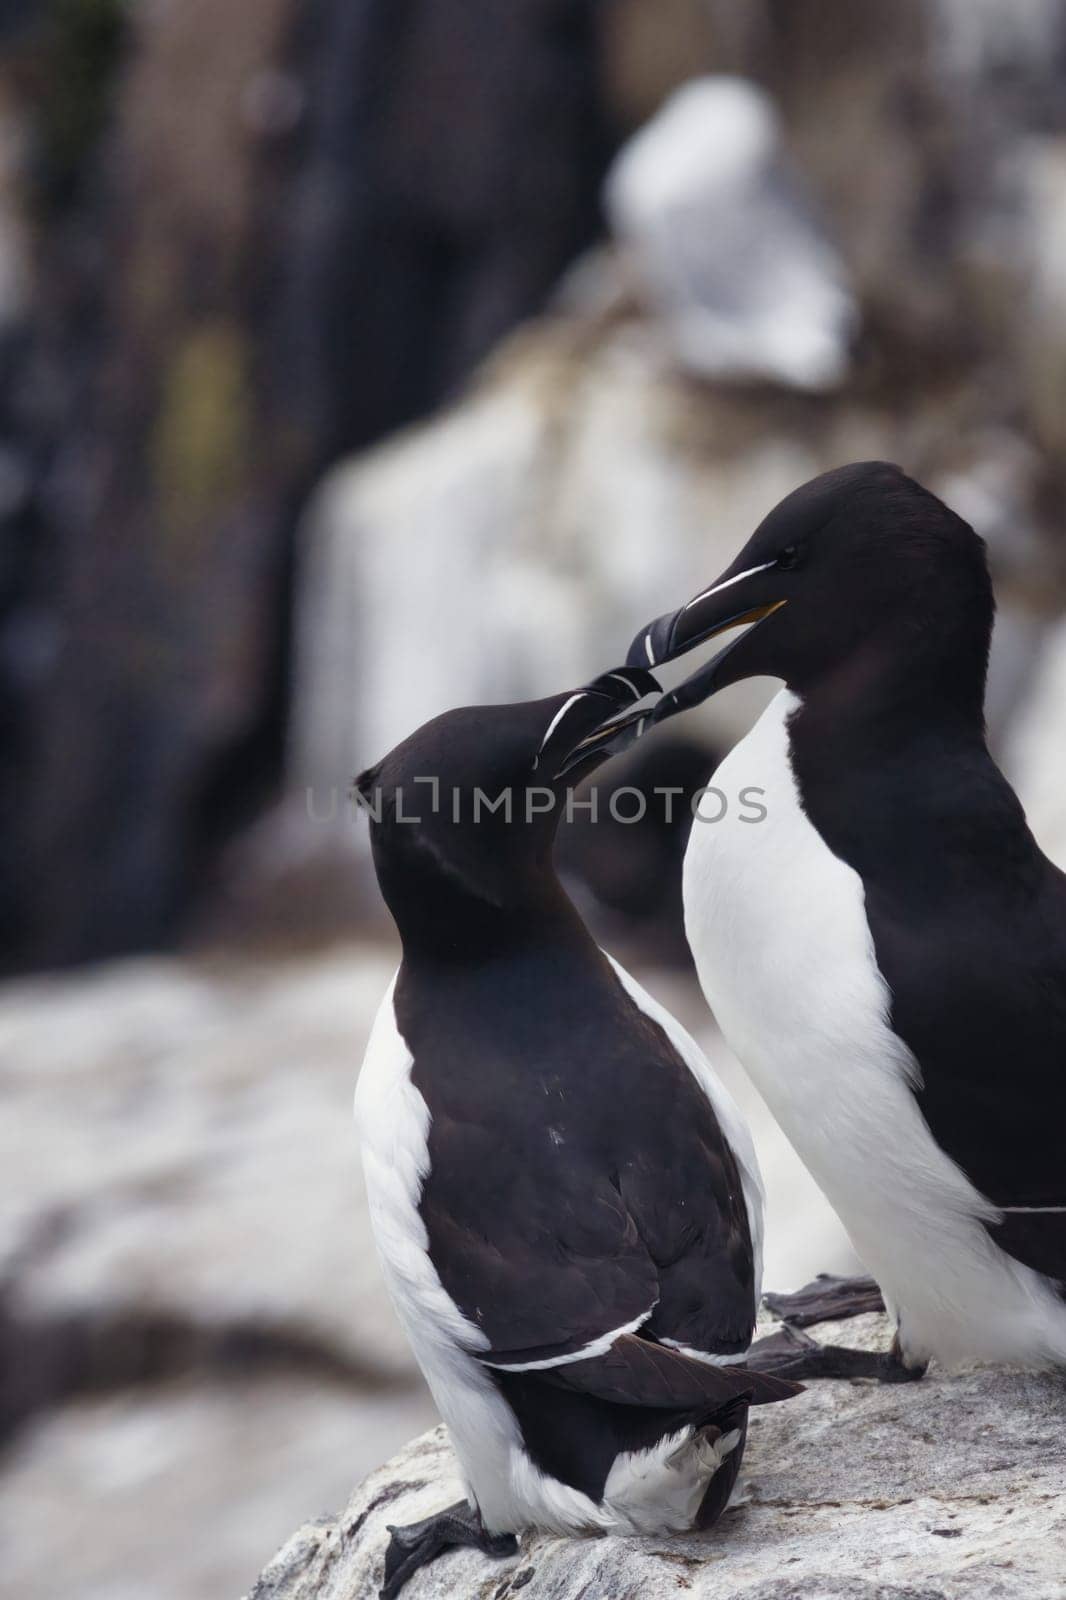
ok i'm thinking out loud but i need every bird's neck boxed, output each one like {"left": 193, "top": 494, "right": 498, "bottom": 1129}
{"left": 780, "top": 637, "right": 1040, "bottom": 900}
{"left": 386, "top": 864, "right": 590, "bottom": 967}
{"left": 788, "top": 625, "right": 990, "bottom": 773}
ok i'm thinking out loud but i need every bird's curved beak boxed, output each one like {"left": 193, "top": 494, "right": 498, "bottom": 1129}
{"left": 625, "top": 561, "right": 787, "bottom": 725}
{"left": 544, "top": 563, "right": 788, "bottom": 774}
{"left": 537, "top": 666, "right": 663, "bottom": 782}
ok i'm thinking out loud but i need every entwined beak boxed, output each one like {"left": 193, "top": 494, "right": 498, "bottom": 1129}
{"left": 535, "top": 666, "right": 662, "bottom": 781}
{"left": 625, "top": 561, "right": 788, "bottom": 725}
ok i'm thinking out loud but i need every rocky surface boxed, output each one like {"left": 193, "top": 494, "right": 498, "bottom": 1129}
{"left": 249, "top": 1313, "right": 1066, "bottom": 1600}
{"left": 0, "top": 1376, "right": 433, "bottom": 1600}
{"left": 0, "top": 948, "right": 418, "bottom": 1400}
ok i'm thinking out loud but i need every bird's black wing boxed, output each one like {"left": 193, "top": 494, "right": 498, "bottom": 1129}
{"left": 792, "top": 718, "right": 1066, "bottom": 1291}
{"left": 398, "top": 945, "right": 760, "bottom": 1366}
{"left": 417, "top": 1097, "right": 661, "bottom": 1363}
{"left": 868, "top": 845, "right": 1066, "bottom": 1287}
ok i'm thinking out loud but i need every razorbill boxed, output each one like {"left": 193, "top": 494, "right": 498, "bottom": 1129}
{"left": 353, "top": 669, "right": 801, "bottom": 1596}
{"left": 619, "top": 461, "right": 1066, "bottom": 1380}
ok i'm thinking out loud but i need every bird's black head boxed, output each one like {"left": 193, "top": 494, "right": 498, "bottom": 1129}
{"left": 628, "top": 462, "right": 994, "bottom": 727}
{"left": 355, "top": 667, "right": 659, "bottom": 946}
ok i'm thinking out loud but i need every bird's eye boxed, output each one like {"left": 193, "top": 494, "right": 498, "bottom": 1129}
{"left": 777, "top": 543, "right": 803, "bottom": 571}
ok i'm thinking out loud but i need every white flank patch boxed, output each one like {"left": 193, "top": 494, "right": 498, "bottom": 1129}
{"left": 683, "top": 689, "right": 1066, "bottom": 1369}
{"left": 603, "top": 1422, "right": 741, "bottom": 1534}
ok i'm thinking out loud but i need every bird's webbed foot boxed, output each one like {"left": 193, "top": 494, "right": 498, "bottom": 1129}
{"left": 763, "top": 1273, "right": 886, "bottom": 1327}
{"left": 748, "top": 1323, "right": 926, "bottom": 1384}
{"left": 380, "top": 1499, "right": 518, "bottom": 1599}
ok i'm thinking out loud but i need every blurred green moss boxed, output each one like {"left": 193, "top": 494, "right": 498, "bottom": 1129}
{"left": 151, "top": 322, "right": 253, "bottom": 555}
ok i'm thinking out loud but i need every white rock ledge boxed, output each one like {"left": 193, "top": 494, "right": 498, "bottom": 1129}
{"left": 247, "top": 1314, "right": 1066, "bottom": 1600}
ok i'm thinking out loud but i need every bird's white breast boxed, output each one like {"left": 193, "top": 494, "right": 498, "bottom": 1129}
{"left": 684, "top": 689, "right": 1066, "bottom": 1367}
{"left": 353, "top": 979, "right": 518, "bottom": 1517}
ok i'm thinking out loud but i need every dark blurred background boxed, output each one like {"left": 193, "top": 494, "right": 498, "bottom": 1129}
{"left": 6, "top": 3, "right": 1066, "bottom": 1596}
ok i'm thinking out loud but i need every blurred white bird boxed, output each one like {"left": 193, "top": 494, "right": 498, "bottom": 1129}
{"left": 605, "top": 77, "right": 857, "bottom": 391}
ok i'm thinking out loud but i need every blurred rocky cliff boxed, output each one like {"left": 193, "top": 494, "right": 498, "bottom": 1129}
{"left": 5, "top": 1, "right": 1066, "bottom": 968}
{"left": 0, "top": 0, "right": 612, "bottom": 968}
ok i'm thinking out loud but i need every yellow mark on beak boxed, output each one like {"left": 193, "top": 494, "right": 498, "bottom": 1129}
{"left": 696, "top": 598, "right": 788, "bottom": 645}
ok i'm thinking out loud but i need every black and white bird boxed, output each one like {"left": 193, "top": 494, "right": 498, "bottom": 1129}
{"left": 604, "top": 77, "right": 856, "bottom": 391}
{"left": 620, "top": 461, "right": 1066, "bottom": 1381}
{"left": 353, "top": 670, "right": 801, "bottom": 1597}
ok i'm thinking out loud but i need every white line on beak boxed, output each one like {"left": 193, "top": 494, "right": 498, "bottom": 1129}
{"left": 681, "top": 560, "right": 777, "bottom": 616}
{"left": 532, "top": 693, "right": 586, "bottom": 770}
